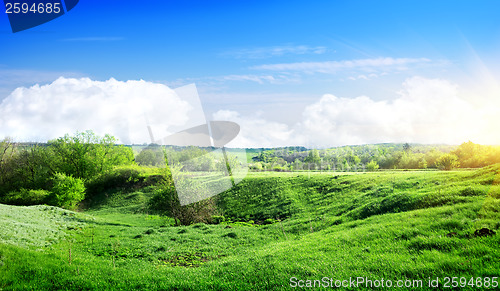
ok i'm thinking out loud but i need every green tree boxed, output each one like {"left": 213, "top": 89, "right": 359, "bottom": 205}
{"left": 366, "top": 160, "right": 379, "bottom": 171}
{"left": 304, "top": 149, "right": 321, "bottom": 164}
{"left": 452, "top": 141, "right": 486, "bottom": 168}
{"left": 48, "top": 130, "right": 134, "bottom": 180}
{"left": 50, "top": 172, "right": 86, "bottom": 209}
{"left": 135, "top": 145, "right": 166, "bottom": 167}
{"left": 425, "top": 148, "right": 443, "bottom": 168}
{"left": 13, "top": 144, "right": 52, "bottom": 190}
{"left": 0, "top": 138, "right": 16, "bottom": 193}
{"left": 403, "top": 143, "right": 411, "bottom": 152}
{"left": 435, "top": 153, "right": 459, "bottom": 170}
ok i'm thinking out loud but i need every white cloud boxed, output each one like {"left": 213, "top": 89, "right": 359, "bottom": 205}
{"left": 3, "top": 76, "right": 497, "bottom": 148}
{"left": 0, "top": 77, "right": 193, "bottom": 143}
{"left": 296, "top": 76, "right": 480, "bottom": 147}
{"left": 251, "top": 57, "right": 431, "bottom": 74}
{"left": 213, "top": 110, "right": 294, "bottom": 148}
{"left": 213, "top": 77, "right": 496, "bottom": 147}
{"left": 221, "top": 45, "right": 328, "bottom": 59}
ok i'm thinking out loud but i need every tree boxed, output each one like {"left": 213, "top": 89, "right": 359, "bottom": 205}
{"left": 452, "top": 141, "right": 485, "bottom": 168}
{"left": 435, "top": 153, "right": 459, "bottom": 170}
{"left": 425, "top": 148, "right": 442, "bottom": 168}
{"left": 0, "top": 138, "right": 14, "bottom": 168}
{"left": 48, "top": 130, "right": 134, "bottom": 180}
{"left": 304, "top": 149, "right": 321, "bottom": 164}
{"left": 403, "top": 143, "right": 412, "bottom": 152}
{"left": 0, "top": 138, "right": 16, "bottom": 193}
{"left": 135, "top": 145, "right": 166, "bottom": 167}
{"left": 366, "top": 160, "right": 379, "bottom": 171}
{"left": 14, "top": 144, "right": 52, "bottom": 190}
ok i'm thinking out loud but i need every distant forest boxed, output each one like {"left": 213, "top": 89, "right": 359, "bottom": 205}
{"left": 248, "top": 142, "right": 500, "bottom": 172}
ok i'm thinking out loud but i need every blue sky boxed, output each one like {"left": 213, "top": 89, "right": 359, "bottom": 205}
{"left": 1, "top": 1, "right": 500, "bottom": 146}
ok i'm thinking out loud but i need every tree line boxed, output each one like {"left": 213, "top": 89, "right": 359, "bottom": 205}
{"left": 0, "top": 131, "right": 134, "bottom": 208}
{"left": 249, "top": 142, "right": 500, "bottom": 172}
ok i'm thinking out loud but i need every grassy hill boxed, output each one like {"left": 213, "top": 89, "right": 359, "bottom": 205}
{"left": 0, "top": 204, "right": 91, "bottom": 249}
{"left": 1, "top": 166, "right": 499, "bottom": 290}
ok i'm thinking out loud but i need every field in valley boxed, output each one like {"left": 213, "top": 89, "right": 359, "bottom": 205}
{"left": 1, "top": 167, "right": 500, "bottom": 290}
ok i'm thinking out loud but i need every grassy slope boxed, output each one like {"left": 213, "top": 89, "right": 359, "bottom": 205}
{"left": 1, "top": 166, "right": 500, "bottom": 290}
{"left": 0, "top": 204, "right": 92, "bottom": 249}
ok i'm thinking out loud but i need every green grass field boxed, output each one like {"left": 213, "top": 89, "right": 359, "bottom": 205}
{"left": 1, "top": 166, "right": 500, "bottom": 290}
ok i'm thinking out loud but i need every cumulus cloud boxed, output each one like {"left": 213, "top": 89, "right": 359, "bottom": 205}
{"left": 214, "top": 77, "right": 496, "bottom": 148}
{"left": 296, "top": 77, "right": 481, "bottom": 147}
{"left": 2, "top": 76, "right": 497, "bottom": 147}
{"left": 212, "top": 110, "right": 294, "bottom": 148}
{"left": 0, "top": 77, "right": 195, "bottom": 143}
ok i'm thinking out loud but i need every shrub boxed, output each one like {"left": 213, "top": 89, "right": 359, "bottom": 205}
{"left": 366, "top": 160, "right": 379, "bottom": 171}
{"left": 148, "top": 178, "right": 216, "bottom": 226}
{"left": 85, "top": 166, "right": 168, "bottom": 197}
{"left": 211, "top": 215, "right": 226, "bottom": 224}
{"left": 50, "top": 173, "right": 85, "bottom": 209}
{"left": 86, "top": 166, "right": 144, "bottom": 195}
{"left": 435, "top": 153, "right": 459, "bottom": 170}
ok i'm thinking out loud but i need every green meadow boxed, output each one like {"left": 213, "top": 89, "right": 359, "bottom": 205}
{"left": 1, "top": 166, "right": 499, "bottom": 290}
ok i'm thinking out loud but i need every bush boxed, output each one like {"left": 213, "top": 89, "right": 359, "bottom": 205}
{"left": 50, "top": 173, "right": 85, "bottom": 209}
{"left": 0, "top": 189, "right": 50, "bottom": 206}
{"left": 366, "top": 160, "right": 379, "bottom": 171}
{"left": 211, "top": 215, "right": 226, "bottom": 224}
{"left": 85, "top": 166, "right": 168, "bottom": 197}
{"left": 148, "top": 178, "right": 217, "bottom": 226}
{"left": 435, "top": 153, "right": 459, "bottom": 170}
{"left": 86, "top": 166, "right": 144, "bottom": 195}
